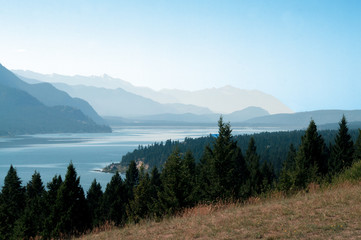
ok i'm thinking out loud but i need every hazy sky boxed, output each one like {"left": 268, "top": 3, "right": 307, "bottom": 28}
{"left": 0, "top": 0, "right": 360, "bottom": 112}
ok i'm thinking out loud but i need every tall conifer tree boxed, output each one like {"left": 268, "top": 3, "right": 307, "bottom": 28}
{"left": 129, "top": 172, "right": 153, "bottom": 222}
{"left": 13, "top": 171, "right": 46, "bottom": 239}
{"left": 87, "top": 179, "right": 103, "bottom": 228}
{"left": 330, "top": 116, "right": 354, "bottom": 174}
{"left": 196, "top": 146, "right": 217, "bottom": 201}
{"left": 158, "top": 149, "right": 194, "bottom": 215}
{"left": 43, "top": 175, "right": 62, "bottom": 238}
{"left": 51, "top": 163, "right": 90, "bottom": 237}
{"left": 354, "top": 129, "right": 361, "bottom": 161}
{"left": 278, "top": 144, "right": 296, "bottom": 191}
{"left": 205, "top": 117, "right": 248, "bottom": 199}
{"left": 0, "top": 165, "right": 25, "bottom": 239}
{"left": 293, "top": 120, "right": 326, "bottom": 189}
{"left": 245, "top": 137, "right": 262, "bottom": 196}
{"left": 102, "top": 172, "right": 127, "bottom": 225}
{"left": 125, "top": 160, "right": 139, "bottom": 200}
{"left": 149, "top": 166, "right": 162, "bottom": 218}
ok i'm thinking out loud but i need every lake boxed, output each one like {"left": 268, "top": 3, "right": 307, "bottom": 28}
{"left": 0, "top": 125, "right": 277, "bottom": 191}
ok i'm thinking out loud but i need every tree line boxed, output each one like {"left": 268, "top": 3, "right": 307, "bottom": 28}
{"left": 1, "top": 116, "right": 361, "bottom": 239}
{"left": 120, "top": 124, "right": 359, "bottom": 173}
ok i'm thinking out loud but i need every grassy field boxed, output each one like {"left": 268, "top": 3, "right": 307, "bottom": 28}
{"left": 76, "top": 181, "right": 361, "bottom": 240}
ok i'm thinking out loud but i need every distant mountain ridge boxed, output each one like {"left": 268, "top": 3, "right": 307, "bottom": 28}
{"left": 244, "top": 109, "right": 361, "bottom": 129}
{"left": 103, "top": 109, "right": 361, "bottom": 133}
{"left": 158, "top": 86, "right": 292, "bottom": 114}
{"left": 13, "top": 70, "right": 178, "bottom": 103}
{"left": 0, "top": 84, "right": 110, "bottom": 135}
{"left": 104, "top": 106, "right": 270, "bottom": 126}
{"left": 51, "top": 83, "right": 213, "bottom": 117}
{"left": 12, "top": 75, "right": 106, "bottom": 125}
{"left": 14, "top": 70, "right": 359, "bottom": 132}
{"left": 13, "top": 70, "right": 292, "bottom": 115}
{"left": 136, "top": 106, "right": 270, "bottom": 123}
{"left": 0, "top": 64, "right": 111, "bottom": 135}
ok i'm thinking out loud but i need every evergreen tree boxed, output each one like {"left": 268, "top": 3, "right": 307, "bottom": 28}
{"left": 150, "top": 166, "right": 161, "bottom": 189}
{"left": 212, "top": 117, "right": 235, "bottom": 197}
{"left": 183, "top": 151, "right": 196, "bottom": 179}
{"left": 125, "top": 160, "right": 139, "bottom": 200}
{"left": 260, "top": 161, "right": 275, "bottom": 193}
{"left": 51, "top": 163, "right": 90, "bottom": 237}
{"left": 182, "top": 151, "right": 197, "bottom": 200}
{"left": 195, "top": 146, "right": 217, "bottom": 202}
{"left": 354, "top": 129, "right": 361, "bottom": 161}
{"left": 13, "top": 171, "right": 46, "bottom": 239}
{"left": 148, "top": 166, "right": 162, "bottom": 218}
{"left": 244, "top": 137, "right": 262, "bottom": 196}
{"left": 128, "top": 172, "right": 153, "bottom": 222}
{"left": 43, "top": 175, "right": 62, "bottom": 238}
{"left": 0, "top": 165, "right": 25, "bottom": 240}
{"left": 329, "top": 116, "right": 354, "bottom": 175}
{"left": 46, "top": 175, "right": 63, "bottom": 206}
{"left": 87, "top": 179, "right": 103, "bottom": 228}
{"left": 102, "top": 172, "right": 127, "bottom": 226}
{"left": 293, "top": 120, "right": 326, "bottom": 189}
{"left": 231, "top": 145, "right": 249, "bottom": 198}
{"left": 278, "top": 144, "right": 296, "bottom": 192}
{"left": 26, "top": 171, "right": 45, "bottom": 198}
{"left": 158, "top": 149, "right": 195, "bottom": 215}
{"left": 198, "top": 117, "right": 248, "bottom": 200}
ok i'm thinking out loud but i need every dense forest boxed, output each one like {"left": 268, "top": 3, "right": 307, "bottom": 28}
{"left": 1, "top": 116, "right": 361, "bottom": 239}
{"left": 120, "top": 124, "right": 360, "bottom": 173}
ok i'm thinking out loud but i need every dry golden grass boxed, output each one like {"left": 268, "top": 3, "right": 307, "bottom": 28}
{"left": 76, "top": 182, "right": 361, "bottom": 240}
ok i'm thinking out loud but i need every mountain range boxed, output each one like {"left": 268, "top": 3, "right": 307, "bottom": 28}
{"left": 9, "top": 68, "right": 361, "bottom": 132}
{"left": 157, "top": 86, "right": 292, "bottom": 114}
{"left": 50, "top": 83, "right": 213, "bottom": 117}
{"left": 0, "top": 64, "right": 110, "bottom": 135}
{"left": 104, "top": 106, "right": 270, "bottom": 125}
{"left": 13, "top": 70, "right": 292, "bottom": 115}
{"left": 243, "top": 110, "right": 361, "bottom": 129}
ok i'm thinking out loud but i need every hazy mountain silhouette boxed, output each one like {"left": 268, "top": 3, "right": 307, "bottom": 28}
{"left": 51, "top": 83, "right": 213, "bottom": 117}
{"left": 12, "top": 69, "right": 361, "bottom": 130}
{"left": 13, "top": 70, "right": 179, "bottom": 103}
{"left": 244, "top": 110, "right": 361, "bottom": 129}
{"left": 158, "top": 86, "right": 292, "bottom": 114}
{"left": 13, "top": 70, "right": 292, "bottom": 115}
{"left": 0, "top": 84, "right": 110, "bottom": 135}
{"left": 2, "top": 66, "right": 105, "bottom": 125}
{"left": 105, "top": 106, "right": 270, "bottom": 125}
{"left": 0, "top": 64, "right": 111, "bottom": 135}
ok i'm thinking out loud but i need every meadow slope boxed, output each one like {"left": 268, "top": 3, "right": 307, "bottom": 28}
{"left": 77, "top": 182, "right": 361, "bottom": 240}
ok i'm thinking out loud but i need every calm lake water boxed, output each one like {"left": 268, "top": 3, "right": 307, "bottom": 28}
{"left": 0, "top": 125, "right": 276, "bottom": 191}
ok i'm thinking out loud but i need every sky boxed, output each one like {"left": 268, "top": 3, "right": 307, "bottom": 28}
{"left": 0, "top": 0, "right": 360, "bottom": 112}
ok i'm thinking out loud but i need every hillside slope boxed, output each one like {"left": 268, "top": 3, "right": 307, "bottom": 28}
{"left": 77, "top": 182, "right": 361, "bottom": 240}
{"left": 0, "top": 80, "right": 111, "bottom": 135}
{"left": 0, "top": 64, "right": 106, "bottom": 125}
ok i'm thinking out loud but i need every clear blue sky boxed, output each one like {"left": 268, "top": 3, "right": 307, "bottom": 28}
{"left": 0, "top": 0, "right": 360, "bottom": 112}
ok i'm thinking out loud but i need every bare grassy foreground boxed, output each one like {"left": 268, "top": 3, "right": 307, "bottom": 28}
{"left": 77, "top": 182, "right": 361, "bottom": 240}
